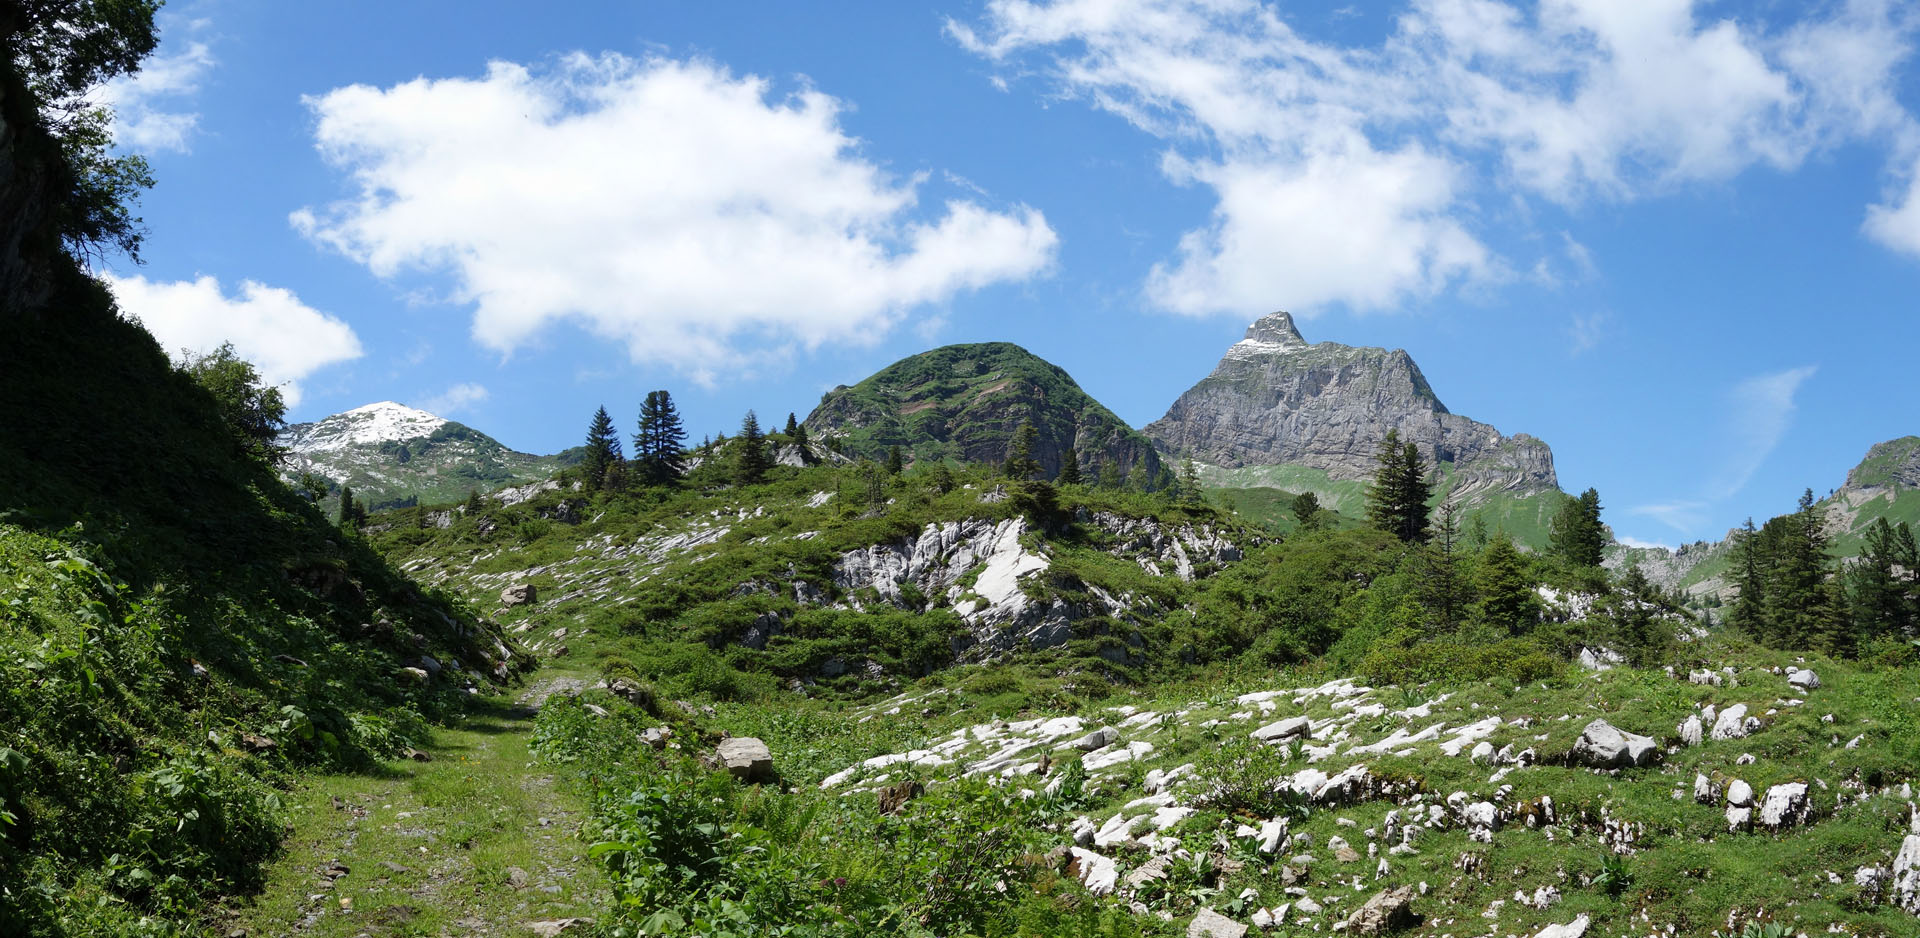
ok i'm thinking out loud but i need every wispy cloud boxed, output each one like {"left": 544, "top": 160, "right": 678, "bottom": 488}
{"left": 1629, "top": 365, "right": 1817, "bottom": 535}
{"left": 415, "top": 383, "right": 489, "bottom": 417}
{"left": 1714, "top": 365, "right": 1819, "bottom": 493}
{"left": 1566, "top": 311, "right": 1607, "bottom": 356}
{"left": 1616, "top": 534, "right": 1677, "bottom": 551}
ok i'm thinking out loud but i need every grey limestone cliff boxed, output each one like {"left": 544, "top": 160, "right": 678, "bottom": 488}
{"left": 1146, "top": 312, "right": 1557, "bottom": 497}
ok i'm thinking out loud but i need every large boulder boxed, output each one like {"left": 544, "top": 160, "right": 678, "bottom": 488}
{"left": 1188, "top": 908, "right": 1248, "bottom": 938}
{"left": 1711, "top": 703, "right": 1753, "bottom": 741}
{"left": 1342, "top": 885, "right": 1420, "bottom": 935}
{"left": 1757, "top": 782, "right": 1810, "bottom": 830}
{"left": 1533, "top": 915, "right": 1590, "bottom": 938}
{"left": 716, "top": 737, "right": 775, "bottom": 783}
{"left": 1786, "top": 667, "right": 1821, "bottom": 691}
{"left": 1251, "top": 716, "right": 1313, "bottom": 743}
{"left": 501, "top": 583, "right": 537, "bottom": 607}
{"left": 1677, "top": 715, "right": 1703, "bottom": 747}
{"left": 1570, "top": 719, "right": 1657, "bottom": 768}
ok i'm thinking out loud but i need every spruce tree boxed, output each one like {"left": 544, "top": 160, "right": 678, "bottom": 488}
{"left": 1549, "top": 488, "right": 1606, "bottom": 567}
{"left": 928, "top": 461, "right": 955, "bottom": 494}
{"left": 1728, "top": 517, "right": 1768, "bottom": 638}
{"left": 634, "top": 390, "right": 687, "bottom": 484}
{"left": 1420, "top": 498, "right": 1466, "bottom": 631}
{"left": 1366, "top": 430, "right": 1432, "bottom": 544}
{"left": 1767, "top": 490, "right": 1844, "bottom": 655}
{"left": 1098, "top": 461, "right": 1123, "bottom": 491}
{"left": 1477, "top": 535, "right": 1539, "bottom": 635}
{"left": 1291, "top": 491, "right": 1322, "bottom": 531}
{"left": 337, "top": 484, "right": 355, "bottom": 528}
{"left": 582, "top": 405, "right": 622, "bottom": 489}
{"left": 1057, "top": 447, "right": 1082, "bottom": 486}
{"left": 885, "top": 445, "right": 905, "bottom": 475}
{"left": 735, "top": 410, "right": 771, "bottom": 486}
{"left": 1001, "top": 420, "right": 1040, "bottom": 481}
{"left": 1848, "top": 518, "right": 1918, "bottom": 644}
{"left": 784, "top": 412, "right": 799, "bottom": 436}
{"left": 1179, "top": 457, "right": 1203, "bottom": 505}
{"left": 791, "top": 420, "right": 811, "bottom": 463}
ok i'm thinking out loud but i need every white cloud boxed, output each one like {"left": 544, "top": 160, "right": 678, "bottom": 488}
{"left": 107, "top": 274, "right": 363, "bottom": 407}
{"left": 1566, "top": 310, "right": 1606, "bottom": 355}
{"left": 415, "top": 383, "right": 489, "bottom": 416}
{"left": 1714, "top": 364, "right": 1818, "bottom": 494}
{"left": 1629, "top": 500, "right": 1709, "bottom": 534}
{"left": 954, "top": 0, "right": 1920, "bottom": 313}
{"left": 292, "top": 54, "right": 1058, "bottom": 376}
{"left": 94, "top": 38, "right": 215, "bottom": 152}
{"left": 1615, "top": 534, "right": 1676, "bottom": 551}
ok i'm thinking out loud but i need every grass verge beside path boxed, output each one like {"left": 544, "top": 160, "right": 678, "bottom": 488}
{"left": 216, "top": 673, "right": 606, "bottom": 938}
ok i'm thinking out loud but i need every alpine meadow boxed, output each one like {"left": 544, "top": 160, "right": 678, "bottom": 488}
{"left": 7, "top": 3, "right": 1920, "bottom": 938}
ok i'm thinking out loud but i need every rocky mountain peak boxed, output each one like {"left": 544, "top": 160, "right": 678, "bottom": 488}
{"left": 288, "top": 401, "right": 449, "bottom": 455}
{"left": 1235, "top": 311, "right": 1309, "bottom": 354}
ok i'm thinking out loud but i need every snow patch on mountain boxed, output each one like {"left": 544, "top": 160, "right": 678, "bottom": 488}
{"left": 285, "top": 401, "right": 448, "bottom": 454}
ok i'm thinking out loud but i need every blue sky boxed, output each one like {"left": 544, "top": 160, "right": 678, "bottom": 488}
{"left": 100, "top": 0, "right": 1920, "bottom": 548}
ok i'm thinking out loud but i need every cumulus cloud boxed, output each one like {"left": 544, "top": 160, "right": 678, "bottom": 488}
{"left": 415, "top": 383, "right": 489, "bottom": 416}
{"left": 94, "top": 37, "right": 215, "bottom": 152}
{"left": 292, "top": 54, "right": 1058, "bottom": 377}
{"left": 107, "top": 274, "right": 363, "bottom": 407}
{"left": 953, "top": 0, "right": 1920, "bottom": 315}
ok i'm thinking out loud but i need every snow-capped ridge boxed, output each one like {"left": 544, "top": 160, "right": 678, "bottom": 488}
{"left": 286, "top": 401, "right": 449, "bottom": 454}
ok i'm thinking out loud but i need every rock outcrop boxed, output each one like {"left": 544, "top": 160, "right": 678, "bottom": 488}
{"left": 1145, "top": 312, "right": 1556, "bottom": 498}
{"left": 1570, "top": 719, "right": 1657, "bottom": 768}
{"left": 716, "top": 737, "right": 775, "bottom": 782}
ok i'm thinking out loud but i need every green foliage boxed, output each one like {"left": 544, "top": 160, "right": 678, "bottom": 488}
{"left": 1548, "top": 488, "right": 1606, "bottom": 567}
{"left": 178, "top": 342, "right": 287, "bottom": 465}
{"left": 1001, "top": 419, "right": 1041, "bottom": 481}
{"left": 734, "top": 411, "right": 771, "bottom": 487}
{"left": 581, "top": 405, "right": 623, "bottom": 490}
{"left": 1365, "top": 430, "right": 1432, "bottom": 544}
{"left": 635, "top": 390, "right": 687, "bottom": 485}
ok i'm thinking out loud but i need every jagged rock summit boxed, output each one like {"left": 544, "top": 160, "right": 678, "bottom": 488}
{"left": 281, "top": 402, "right": 570, "bottom": 509}
{"left": 806, "top": 342, "right": 1161, "bottom": 481}
{"left": 1147, "top": 312, "right": 1557, "bottom": 499}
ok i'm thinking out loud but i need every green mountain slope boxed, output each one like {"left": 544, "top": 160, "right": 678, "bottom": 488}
{"left": 281, "top": 401, "right": 573, "bottom": 509}
{"left": 805, "top": 342, "right": 1162, "bottom": 482}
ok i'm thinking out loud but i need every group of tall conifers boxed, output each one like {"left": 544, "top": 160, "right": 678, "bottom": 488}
{"left": 1729, "top": 492, "right": 1919, "bottom": 658}
{"left": 579, "top": 392, "right": 817, "bottom": 490}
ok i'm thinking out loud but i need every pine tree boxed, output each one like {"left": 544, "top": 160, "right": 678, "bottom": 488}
{"left": 785, "top": 412, "right": 799, "bottom": 436}
{"left": 1366, "top": 430, "right": 1432, "bottom": 544}
{"left": 337, "top": 485, "right": 355, "bottom": 528}
{"left": 735, "top": 410, "right": 771, "bottom": 486}
{"left": 1767, "top": 489, "right": 1845, "bottom": 655}
{"left": 582, "top": 405, "right": 622, "bottom": 489}
{"left": 1179, "top": 457, "right": 1203, "bottom": 505}
{"left": 885, "top": 445, "right": 905, "bottom": 475}
{"left": 634, "top": 390, "right": 687, "bottom": 485}
{"left": 1613, "top": 564, "right": 1660, "bottom": 661}
{"left": 928, "top": 461, "right": 955, "bottom": 494}
{"left": 1549, "top": 488, "right": 1606, "bottom": 567}
{"left": 1057, "top": 447, "right": 1082, "bottom": 486}
{"left": 1291, "top": 491, "right": 1322, "bottom": 532}
{"left": 1477, "top": 535, "right": 1539, "bottom": 634}
{"left": 1848, "top": 517, "right": 1918, "bottom": 645}
{"left": 791, "top": 420, "right": 811, "bottom": 463}
{"left": 1001, "top": 420, "right": 1040, "bottom": 481}
{"left": 1420, "top": 498, "right": 1467, "bottom": 631}
{"left": 1465, "top": 513, "right": 1490, "bottom": 552}
{"left": 1728, "top": 517, "right": 1768, "bottom": 638}
{"left": 1098, "top": 461, "right": 1123, "bottom": 491}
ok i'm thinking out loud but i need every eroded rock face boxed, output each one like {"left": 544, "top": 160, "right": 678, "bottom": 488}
{"left": 1570, "top": 719, "right": 1657, "bottom": 768}
{"left": 1145, "top": 312, "right": 1556, "bottom": 497}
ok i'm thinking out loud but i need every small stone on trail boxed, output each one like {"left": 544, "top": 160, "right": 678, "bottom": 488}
{"left": 1188, "top": 907, "right": 1248, "bottom": 938}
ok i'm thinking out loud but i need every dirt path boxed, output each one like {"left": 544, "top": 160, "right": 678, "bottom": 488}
{"left": 219, "top": 676, "right": 605, "bottom": 937}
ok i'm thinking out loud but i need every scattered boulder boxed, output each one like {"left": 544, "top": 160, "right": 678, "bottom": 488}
{"left": 501, "top": 583, "right": 537, "bottom": 607}
{"left": 608, "top": 678, "right": 655, "bottom": 711}
{"left": 1894, "top": 814, "right": 1920, "bottom": 913}
{"left": 1341, "top": 885, "right": 1419, "bottom": 935}
{"left": 1062, "top": 727, "right": 1118, "bottom": 751}
{"left": 1757, "top": 782, "right": 1810, "bottom": 830}
{"left": 716, "top": 737, "right": 775, "bottom": 783}
{"left": 1711, "top": 704, "right": 1754, "bottom": 741}
{"left": 398, "top": 666, "right": 430, "bottom": 685}
{"left": 638, "top": 727, "right": 672, "bottom": 749}
{"left": 1688, "top": 669, "right": 1723, "bottom": 687}
{"left": 1576, "top": 646, "right": 1624, "bottom": 671}
{"left": 1692, "top": 773, "right": 1722, "bottom": 805}
{"left": 1787, "top": 667, "right": 1821, "bottom": 691}
{"left": 1188, "top": 908, "right": 1248, "bottom": 938}
{"left": 1532, "top": 915, "right": 1590, "bottom": 938}
{"left": 1066, "top": 847, "right": 1119, "bottom": 896}
{"left": 1571, "top": 719, "right": 1657, "bottom": 768}
{"left": 1251, "top": 716, "right": 1313, "bottom": 743}
{"left": 1677, "top": 715, "right": 1703, "bottom": 747}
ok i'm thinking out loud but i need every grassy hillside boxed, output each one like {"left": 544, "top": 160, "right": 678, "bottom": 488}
{"left": 0, "top": 268, "right": 524, "bottom": 935}
{"left": 1200, "top": 462, "right": 1564, "bottom": 549}
{"left": 805, "top": 342, "right": 1163, "bottom": 483}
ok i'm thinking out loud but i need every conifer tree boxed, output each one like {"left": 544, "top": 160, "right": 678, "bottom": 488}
{"left": 885, "top": 445, "right": 904, "bottom": 476}
{"left": 1849, "top": 517, "right": 1919, "bottom": 642}
{"left": 735, "top": 410, "right": 771, "bottom": 486}
{"left": 1549, "top": 488, "right": 1606, "bottom": 567}
{"left": 785, "top": 412, "right": 799, "bottom": 436}
{"left": 790, "top": 419, "right": 811, "bottom": 462}
{"left": 1465, "top": 514, "right": 1490, "bottom": 553}
{"left": 1057, "top": 447, "right": 1082, "bottom": 486}
{"left": 1420, "top": 498, "right": 1467, "bottom": 631}
{"left": 1477, "top": 535, "right": 1539, "bottom": 634}
{"left": 1728, "top": 517, "right": 1768, "bottom": 637}
{"left": 337, "top": 484, "right": 355, "bottom": 528}
{"left": 1366, "top": 430, "right": 1432, "bottom": 543}
{"left": 582, "top": 405, "right": 622, "bottom": 489}
{"left": 1098, "top": 461, "right": 1123, "bottom": 491}
{"left": 1768, "top": 489, "right": 1845, "bottom": 655}
{"left": 634, "top": 390, "right": 687, "bottom": 484}
{"left": 1001, "top": 420, "right": 1040, "bottom": 481}
{"left": 1291, "top": 491, "right": 1322, "bottom": 531}
{"left": 928, "top": 461, "right": 955, "bottom": 494}
{"left": 1179, "top": 457, "right": 1204, "bottom": 505}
